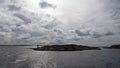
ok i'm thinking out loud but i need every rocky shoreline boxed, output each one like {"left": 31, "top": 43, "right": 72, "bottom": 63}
{"left": 31, "top": 44, "right": 101, "bottom": 51}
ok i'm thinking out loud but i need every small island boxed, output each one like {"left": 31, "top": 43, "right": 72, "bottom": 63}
{"left": 31, "top": 44, "right": 100, "bottom": 51}
{"left": 104, "top": 44, "right": 120, "bottom": 49}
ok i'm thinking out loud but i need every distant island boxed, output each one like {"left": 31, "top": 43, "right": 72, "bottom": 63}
{"left": 31, "top": 44, "right": 101, "bottom": 51}
{"left": 0, "top": 44, "right": 120, "bottom": 51}
{"left": 104, "top": 44, "right": 120, "bottom": 49}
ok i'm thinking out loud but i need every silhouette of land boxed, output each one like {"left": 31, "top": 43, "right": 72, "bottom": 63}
{"left": 104, "top": 44, "right": 120, "bottom": 49}
{"left": 0, "top": 44, "right": 120, "bottom": 51}
{"left": 31, "top": 44, "right": 101, "bottom": 51}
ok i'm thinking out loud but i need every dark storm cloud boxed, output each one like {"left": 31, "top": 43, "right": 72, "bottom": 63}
{"left": 14, "top": 13, "right": 32, "bottom": 24}
{"left": 39, "top": 0, "right": 56, "bottom": 9}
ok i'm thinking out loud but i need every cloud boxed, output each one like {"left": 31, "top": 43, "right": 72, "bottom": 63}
{"left": 53, "top": 29, "right": 63, "bottom": 34}
{"left": 0, "top": 0, "right": 5, "bottom": 3}
{"left": 7, "top": 5, "right": 21, "bottom": 11}
{"left": 0, "top": 0, "right": 120, "bottom": 46}
{"left": 39, "top": 0, "right": 56, "bottom": 9}
{"left": 75, "top": 29, "right": 90, "bottom": 36}
{"left": 14, "top": 13, "right": 32, "bottom": 24}
{"left": 41, "top": 18, "right": 60, "bottom": 29}
{"left": 75, "top": 29, "right": 116, "bottom": 39}
{"left": 91, "top": 31, "right": 102, "bottom": 38}
{"left": 104, "top": 31, "right": 114, "bottom": 36}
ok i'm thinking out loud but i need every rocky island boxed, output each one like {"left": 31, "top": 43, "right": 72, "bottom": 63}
{"left": 104, "top": 44, "right": 120, "bottom": 49}
{"left": 31, "top": 44, "right": 100, "bottom": 51}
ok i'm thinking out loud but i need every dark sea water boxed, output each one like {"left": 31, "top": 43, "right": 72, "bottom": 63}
{"left": 0, "top": 46, "right": 120, "bottom": 68}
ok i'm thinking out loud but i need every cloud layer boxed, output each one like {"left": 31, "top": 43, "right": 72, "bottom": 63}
{"left": 0, "top": 0, "right": 120, "bottom": 46}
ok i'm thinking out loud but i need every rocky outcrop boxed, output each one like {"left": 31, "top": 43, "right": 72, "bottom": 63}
{"left": 31, "top": 44, "right": 100, "bottom": 51}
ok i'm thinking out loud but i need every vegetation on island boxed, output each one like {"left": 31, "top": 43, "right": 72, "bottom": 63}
{"left": 32, "top": 44, "right": 101, "bottom": 51}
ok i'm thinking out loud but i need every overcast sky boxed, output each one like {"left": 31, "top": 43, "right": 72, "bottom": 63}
{"left": 0, "top": 0, "right": 120, "bottom": 46}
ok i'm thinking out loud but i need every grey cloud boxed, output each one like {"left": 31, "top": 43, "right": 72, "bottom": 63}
{"left": 0, "top": 0, "right": 10, "bottom": 3}
{"left": 56, "top": 39, "right": 64, "bottom": 44}
{"left": 7, "top": 5, "right": 21, "bottom": 11}
{"left": 0, "top": 0, "right": 4, "bottom": 3}
{"left": 0, "top": 24, "right": 11, "bottom": 32}
{"left": 91, "top": 31, "right": 102, "bottom": 38}
{"left": 54, "top": 29, "right": 63, "bottom": 34}
{"left": 39, "top": 0, "right": 56, "bottom": 9}
{"left": 42, "top": 22, "right": 58, "bottom": 29}
{"left": 75, "top": 30, "right": 90, "bottom": 36}
{"left": 50, "top": 38, "right": 65, "bottom": 45}
{"left": 91, "top": 31, "right": 115, "bottom": 38}
{"left": 16, "top": 33, "right": 31, "bottom": 39}
{"left": 14, "top": 37, "right": 31, "bottom": 45}
{"left": 11, "top": 25, "right": 25, "bottom": 33}
{"left": 72, "top": 37, "right": 81, "bottom": 41}
{"left": 75, "top": 29, "right": 116, "bottom": 39}
{"left": 30, "top": 32, "right": 44, "bottom": 37}
{"left": 41, "top": 18, "right": 60, "bottom": 29}
{"left": 0, "top": 32, "right": 13, "bottom": 44}
{"left": 104, "top": 31, "right": 114, "bottom": 36}
{"left": 14, "top": 13, "right": 32, "bottom": 24}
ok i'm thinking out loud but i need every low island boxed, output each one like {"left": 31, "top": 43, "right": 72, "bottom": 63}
{"left": 31, "top": 44, "right": 100, "bottom": 51}
{"left": 104, "top": 44, "right": 120, "bottom": 49}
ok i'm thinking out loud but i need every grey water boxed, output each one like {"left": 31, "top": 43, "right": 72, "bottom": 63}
{"left": 0, "top": 46, "right": 120, "bottom": 68}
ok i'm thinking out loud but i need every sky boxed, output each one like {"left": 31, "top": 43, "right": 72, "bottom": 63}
{"left": 0, "top": 0, "right": 120, "bottom": 46}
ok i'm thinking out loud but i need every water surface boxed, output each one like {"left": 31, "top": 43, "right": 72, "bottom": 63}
{"left": 0, "top": 46, "right": 120, "bottom": 68}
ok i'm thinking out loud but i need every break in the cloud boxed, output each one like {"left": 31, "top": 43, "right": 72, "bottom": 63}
{"left": 0, "top": 0, "right": 120, "bottom": 46}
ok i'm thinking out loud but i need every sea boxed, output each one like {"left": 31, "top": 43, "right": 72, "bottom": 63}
{"left": 0, "top": 46, "right": 120, "bottom": 68}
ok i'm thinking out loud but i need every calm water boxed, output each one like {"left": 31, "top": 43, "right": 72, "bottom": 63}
{"left": 0, "top": 46, "right": 120, "bottom": 68}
